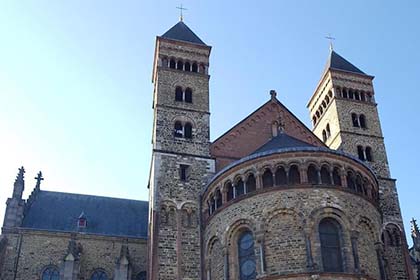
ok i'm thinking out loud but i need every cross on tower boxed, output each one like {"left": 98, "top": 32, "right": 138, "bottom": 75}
{"left": 176, "top": 4, "right": 187, "bottom": 22}
{"left": 325, "top": 34, "right": 336, "bottom": 51}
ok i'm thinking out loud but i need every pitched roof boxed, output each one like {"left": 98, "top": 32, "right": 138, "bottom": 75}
{"left": 251, "top": 132, "right": 315, "bottom": 155}
{"left": 22, "top": 191, "right": 148, "bottom": 238}
{"left": 325, "top": 50, "right": 365, "bottom": 75}
{"left": 161, "top": 21, "right": 207, "bottom": 46}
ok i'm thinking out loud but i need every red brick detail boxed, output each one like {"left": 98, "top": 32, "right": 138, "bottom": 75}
{"left": 210, "top": 99, "right": 324, "bottom": 171}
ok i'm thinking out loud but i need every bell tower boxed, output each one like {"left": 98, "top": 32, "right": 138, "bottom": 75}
{"left": 308, "top": 49, "right": 412, "bottom": 279}
{"left": 148, "top": 20, "right": 215, "bottom": 280}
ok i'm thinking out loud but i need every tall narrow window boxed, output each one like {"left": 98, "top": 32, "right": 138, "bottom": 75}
{"left": 235, "top": 179, "right": 245, "bottom": 196}
{"left": 326, "top": 124, "right": 331, "bottom": 138}
{"left": 319, "top": 218, "right": 343, "bottom": 272}
{"left": 357, "top": 145, "right": 365, "bottom": 161}
{"left": 174, "top": 122, "right": 183, "bottom": 138}
{"left": 177, "top": 60, "right": 184, "bottom": 70}
{"left": 352, "top": 113, "right": 359, "bottom": 127}
{"left": 275, "top": 167, "right": 287, "bottom": 186}
{"left": 215, "top": 189, "right": 222, "bottom": 208}
{"left": 180, "top": 164, "right": 189, "bottom": 181}
{"left": 238, "top": 231, "right": 257, "bottom": 280}
{"left": 184, "top": 62, "right": 191, "bottom": 71}
{"left": 359, "top": 114, "right": 366, "bottom": 128}
{"left": 192, "top": 63, "right": 198, "bottom": 72}
{"left": 347, "top": 171, "right": 356, "bottom": 190}
{"left": 289, "top": 165, "right": 301, "bottom": 184}
{"left": 42, "top": 267, "right": 60, "bottom": 280}
{"left": 332, "top": 168, "right": 341, "bottom": 186}
{"left": 184, "top": 123, "right": 192, "bottom": 139}
{"left": 175, "top": 86, "right": 183, "bottom": 101}
{"left": 349, "top": 89, "right": 354, "bottom": 99}
{"left": 185, "top": 88, "right": 193, "bottom": 103}
{"left": 342, "top": 88, "right": 348, "bottom": 98}
{"left": 360, "top": 92, "right": 366, "bottom": 101}
{"left": 227, "top": 182, "right": 234, "bottom": 201}
{"left": 365, "top": 147, "right": 373, "bottom": 162}
{"left": 307, "top": 165, "right": 318, "bottom": 184}
{"left": 322, "top": 130, "right": 327, "bottom": 142}
{"left": 246, "top": 174, "right": 256, "bottom": 193}
{"left": 262, "top": 169, "right": 273, "bottom": 188}
{"left": 320, "top": 166, "right": 331, "bottom": 185}
{"left": 169, "top": 59, "right": 176, "bottom": 69}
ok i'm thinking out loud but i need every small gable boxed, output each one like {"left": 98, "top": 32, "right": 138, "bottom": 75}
{"left": 210, "top": 94, "right": 324, "bottom": 171}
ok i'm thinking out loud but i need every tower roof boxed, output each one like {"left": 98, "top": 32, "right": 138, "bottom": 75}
{"left": 325, "top": 50, "right": 365, "bottom": 75}
{"left": 161, "top": 21, "right": 207, "bottom": 46}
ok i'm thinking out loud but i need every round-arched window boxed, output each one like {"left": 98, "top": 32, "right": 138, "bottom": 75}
{"left": 90, "top": 270, "right": 108, "bottom": 280}
{"left": 238, "top": 231, "right": 256, "bottom": 280}
{"left": 319, "top": 218, "right": 343, "bottom": 272}
{"left": 41, "top": 267, "right": 59, "bottom": 280}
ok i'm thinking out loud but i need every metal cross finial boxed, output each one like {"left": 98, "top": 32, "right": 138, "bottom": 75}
{"left": 35, "top": 171, "right": 44, "bottom": 185}
{"left": 176, "top": 4, "right": 187, "bottom": 22}
{"left": 325, "top": 34, "right": 336, "bottom": 51}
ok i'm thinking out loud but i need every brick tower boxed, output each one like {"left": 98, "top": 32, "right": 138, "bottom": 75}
{"left": 308, "top": 49, "right": 412, "bottom": 279}
{"left": 147, "top": 20, "right": 215, "bottom": 280}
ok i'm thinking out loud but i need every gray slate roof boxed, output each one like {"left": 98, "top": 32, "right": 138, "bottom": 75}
{"left": 325, "top": 50, "right": 365, "bottom": 74}
{"left": 161, "top": 21, "right": 207, "bottom": 46}
{"left": 22, "top": 191, "right": 148, "bottom": 238}
{"left": 251, "top": 133, "right": 315, "bottom": 155}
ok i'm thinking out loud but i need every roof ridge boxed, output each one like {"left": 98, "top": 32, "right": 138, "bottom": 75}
{"left": 39, "top": 190, "right": 148, "bottom": 203}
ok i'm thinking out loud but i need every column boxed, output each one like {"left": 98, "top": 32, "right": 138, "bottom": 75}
{"left": 350, "top": 231, "right": 360, "bottom": 273}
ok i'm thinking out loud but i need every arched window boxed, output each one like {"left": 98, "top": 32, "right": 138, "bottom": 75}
{"left": 90, "top": 270, "right": 108, "bottom": 280}
{"left": 235, "top": 179, "right": 245, "bottom": 196}
{"left": 169, "top": 59, "right": 176, "bottom": 69}
{"left": 238, "top": 231, "right": 257, "bottom": 280}
{"left": 174, "top": 121, "right": 183, "bottom": 138}
{"left": 365, "top": 147, "right": 373, "bottom": 162}
{"left": 357, "top": 145, "right": 365, "bottom": 161}
{"left": 215, "top": 189, "right": 222, "bottom": 209}
{"left": 262, "top": 169, "right": 273, "bottom": 188}
{"left": 307, "top": 165, "right": 318, "bottom": 184}
{"left": 184, "top": 123, "right": 192, "bottom": 139}
{"left": 312, "top": 116, "right": 317, "bottom": 126}
{"left": 184, "top": 62, "right": 191, "bottom": 71}
{"left": 355, "top": 91, "right": 360, "bottom": 100}
{"left": 322, "top": 130, "right": 327, "bottom": 142}
{"left": 359, "top": 114, "right": 366, "bottom": 128}
{"left": 332, "top": 168, "right": 341, "bottom": 186}
{"left": 275, "top": 167, "right": 287, "bottom": 186}
{"left": 319, "top": 106, "right": 323, "bottom": 114}
{"left": 136, "top": 271, "right": 147, "bottom": 280}
{"left": 175, "top": 86, "right": 183, "bottom": 101}
{"left": 355, "top": 175, "right": 363, "bottom": 193}
{"left": 319, "top": 218, "right": 343, "bottom": 272}
{"left": 185, "top": 88, "right": 193, "bottom": 103}
{"left": 227, "top": 182, "right": 234, "bottom": 201}
{"left": 161, "top": 57, "right": 168, "bottom": 68}
{"left": 342, "top": 88, "right": 348, "bottom": 98}
{"left": 42, "top": 266, "right": 59, "bottom": 280}
{"left": 352, "top": 113, "right": 359, "bottom": 127}
{"left": 316, "top": 111, "right": 320, "bottom": 118}
{"left": 322, "top": 101, "right": 326, "bottom": 108}
{"left": 326, "top": 124, "right": 331, "bottom": 138}
{"left": 289, "top": 165, "right": 301, "bottom": 184}
{"left": 347, "top": 171, "right": 356, "bottom": 190}
{"left": 325, "top": 95, "right": 330, "bottom": 104}
{"left": 360, "top": 91, "right": 366, "bottom": 101}
{"left": 349, "top": 89, "right": 354, "bottom": 99}
{"left": 177, "top": 60, "right": 184, "bottom": 70}
{"left": 246, "top": 174, "right": 256, "bottom": 193}
{"left": 320, "top": 166, "right": 331, "bottom": 185}
{"left": 192, "top": 63, "right": 198, "bottom": 72}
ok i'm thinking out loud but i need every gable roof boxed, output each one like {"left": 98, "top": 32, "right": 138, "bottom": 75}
{"left": 22, "top": 191, "right": 148, "bottom": 238}
{"left": 325, "top": 50, "right": 365, "bottom": 75}
{"left": 251, "top": 132, "right": 315, "bottom": 155}
{"left": 161, "top": 21, "right": 207, "bottom": 46}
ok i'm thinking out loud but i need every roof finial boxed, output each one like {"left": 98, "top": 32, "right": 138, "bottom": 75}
{"left": 325, "top": 34, "right": 335, "bottom": 51}
{"left": 34, "top": 171, "right": 44, "bottom": 190}
{"left": 176, "top": 4, "right": 187, "bottom": 22}
{"left": 270, "top": 89, "right": 277, "bottom": 101}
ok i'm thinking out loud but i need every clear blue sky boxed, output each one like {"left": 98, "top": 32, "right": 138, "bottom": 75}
{"left": 0, "top": 1, "right": 419, "bottom": 245}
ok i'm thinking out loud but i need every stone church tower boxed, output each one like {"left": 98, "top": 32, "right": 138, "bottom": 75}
{"left": 308, "top": 49, "right": 413, "bottom": 279}
{"left": 147, "top": 21, "right": 215, "bottom": 279}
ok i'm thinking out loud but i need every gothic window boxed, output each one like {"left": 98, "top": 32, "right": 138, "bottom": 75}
{"left": 332, "top": 168, "right": 341, "bottom": 186}
{"left": 365, "top": 147, "right": 373, "bottom": 162}
{"left": 289, "top": 165, "right": 301, "bottom": 184}
{"left": 184, "top": 62, "right": 191, "bottom": 71}
{"left": 180, "top": 164, "right": 189, "bottom": 181}
{"left": 238, "top": 231, "right": 257, "bottom": 280}
{"left": 235, "top": 179, "right": 245, "bottom": 196}
{"left": 352, "top": 113, "right": 359, "bottom": 127}
{"left": 319, "top": 218, "right": 343, "bottom": 272}
{"left": 185, "top": 88, "right": 193, "bottom": 103}
{"left": 275, "top": 167, "right": 287, "bottom": 186}
{"left": 359, "top": 114, "right": 366, "bottom": 128}
{"left": 307, "top": 164, "right": 318, "bottom": 184}
{"left": 262, "top": 169, "right": 273, "bottom": 188}
{"left": 357, "top": 145, "right": 365, "bottom": 161}
{"left": 41, "top": 266, "right": 60, "bottom": 280}
{"left": 177, "top": 60, "right": 184, "bottom": 70}
{"left": 174, "top": 121, "right": 183, "bottom": 138}
{"left": 169, "top": 59, "right": 176, "bottom": 69}
{"left": 320, "top": 166, "right": 331, "bottom": 185}
{"left": 226, "top": 182, "right": 234, "bottom": 201}
{"left": 90, "top": 270, "right": 108, "bottom": 280}
{"left": 136, "top": 271, "right": 147, "bottom": 280}
{"left": 184, "top": 123, "right": 193, "bottom": 139}
{"left": 192, "top": 63, "right": 198, "bottom": 72}
{"left": 175, "top": 86, "right": 183, "bottom": 101}
{"left": 246, "top": 174, "right": 256, "bottom": 193}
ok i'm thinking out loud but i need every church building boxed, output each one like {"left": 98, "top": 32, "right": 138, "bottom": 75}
{"left": 0, "top": 20, "right": 414, "bottom": 280}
